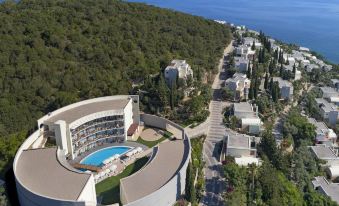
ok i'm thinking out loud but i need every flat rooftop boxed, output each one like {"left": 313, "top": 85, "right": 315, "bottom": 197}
{"left": 311, "top": 145, "right": 338, "bottom": 160}
{"left": 320, "top": 87, "right": 339, "bottom": 96}
{"left": 308, "top": 118, "right": 328, "bottom": 131}
{"left": 233, "top": 102, "right": 253, "bottom": 113}
{"left": 227, "top": 132, "right": 252, "bottom": 149}
{"left": 45, "top": 98, "right": 130, "bottom": 124}
{"left": 312, "top": 176, "right": 339, "bottom": 204}
{"left": 16, "top": 148, "right": 91, "bottom": 200}
{"left": 315, "top": 98, "right": 338, "bottom": 112}
{"left": 272, "top": 77, "right": 292, "bottom": 88}
{"left": 120, "top": 139, "right": 188, "bottom": 203}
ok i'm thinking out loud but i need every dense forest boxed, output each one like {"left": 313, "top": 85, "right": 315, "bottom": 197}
{"left": 0, "top": 0, "right": 231, "bottom": 174}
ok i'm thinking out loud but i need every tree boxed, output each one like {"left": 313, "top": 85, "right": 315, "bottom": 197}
{"left": 185, "top": 162, "right": 196, "bottom": 204}
{"left": 293, "top": 63, "right": 296, "bottom": 74}
{"left": 158, "top": 74, "right": 169, "bottom": 108}
{"left": 264, "top": 73, "right": 269, "bottom": 90}
{"left": 0, "top": 0, "right": 233, "bottom": 175}
{"left": 246, "top": 62, "right": 252, "bottom": 79}
{"left": 254, "top": 78, "right": 259, "bottom": 99}
{"left": 249, "top": 84, "right": 254, "bottom": 100}
{"left": 221, "top": 87, "right": 235, "bottom": 101}
{"left": 279, "top": 63, "right": 284, "bottom": 77}
{"left": 269, "top": 60, "right": 274, "bottom": 75}
{"left": 258, "top": 160, "right": 303, "bottom": 206}
{"left": 251, "top": 40, "right": 256, "bottom": 50}
{"left": 269, "top": 77, "right": 274, "bottom": 92}
{"left": 170, "top": 78, "right": 177, "bottom": 109}
{"left": 272, "top": 82, "right": 280, "bottom": 103}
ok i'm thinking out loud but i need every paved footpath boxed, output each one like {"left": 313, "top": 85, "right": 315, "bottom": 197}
{"left": 200, "top": 41, "right": 233, "bottom": 206}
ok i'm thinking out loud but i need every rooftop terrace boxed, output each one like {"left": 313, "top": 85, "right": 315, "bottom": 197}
{"left": 15, "top": 147, "right": 91, "bottom": 200}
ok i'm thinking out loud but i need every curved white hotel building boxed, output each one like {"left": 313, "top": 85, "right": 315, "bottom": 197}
{"left": 13, "top": 95, "right": 190, "bottom": 206}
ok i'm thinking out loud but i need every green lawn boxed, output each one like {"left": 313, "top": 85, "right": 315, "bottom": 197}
{"left": 95, "top": 157, "right": 149, "bottom": 205}
{"left": 136, "top": 136, "right": 167, "bottom": 148}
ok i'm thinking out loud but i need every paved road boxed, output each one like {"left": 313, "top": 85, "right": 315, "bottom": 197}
{"left": 200, "top": 41, "right": 233, "bottom": 206}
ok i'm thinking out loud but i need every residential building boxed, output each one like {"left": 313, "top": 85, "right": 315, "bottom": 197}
{"left": 234, "top": 56, "right": 250, "bottom": 73}
{"left": 312, "top": 176, "right": 339, "bottom": 204}
{"left": 315, "top": 98, "right": 339, "bottom": 127}
{"left": 272, "top": 77, "right": 294, "bottom": 101}
{"left": 283, "top": 64, "right": 301, "bottom": 81}
{"left": 320, "top": 87, "right": 339, "bottom": 99}
{"left": 164, "top": 60, "right": 193, "bottom": 85}
{"left": 331, "top": 79, "right": 339, "bottom": 91}
{"left": 223, "top": 132, "right": 260, "bottom": 166}
{"left": 299, "top": 47, "right": 310, "bottom": 52}
{"left": 233, "top": 102, "right": 262, "bottom": 134}
{"left": 308, "top": 118, "right": 337, "bottom": 146}
{"left": 283, "top": 54, "right": 296, "bottom": 65}
{"left": 304, "top": 63, "right": 320, "bottom": 72}
{"left": 310, "top": 145, "right": 339, "bottom": 163}
{"left": 291, "top": 50, "right": 306, "bottom": 61}
{"left": 224, "top": 73, "right": 251, "bottom": 100}
{"left": 235, "top": 45, "right": 255, "bottom": 60}
{"left": 243, "top": 37, "right": 262, "bottom": 48}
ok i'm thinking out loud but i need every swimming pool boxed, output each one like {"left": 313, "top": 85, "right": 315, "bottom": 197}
{"left": 80, "top": 146, "right": 132, "bottom": 166}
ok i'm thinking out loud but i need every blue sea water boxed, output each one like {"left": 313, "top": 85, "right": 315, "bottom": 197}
{"left": 81, "top": 146, "right": 131, "bottom": 166}
{"left": 130, "top": 0, "right": 339, "bottom": 64}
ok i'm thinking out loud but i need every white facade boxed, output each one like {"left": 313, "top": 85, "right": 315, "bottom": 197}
{"left": 273, "top": 77, "right": 294, "bottom": 101}
{"left": 223, "top": 132, "right": 260, "bottom": 166}
{"left": 164, "top": 60, "right": 193, "bottom": 85}
{"left": 225, "top": 73, "right": 251, "bottom": 100}
{"left": 14, "top": 99, "right": 189, "bottom": 206}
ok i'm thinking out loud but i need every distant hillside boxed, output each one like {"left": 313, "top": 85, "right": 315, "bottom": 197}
{"left": 0, "top": 0, "right": 231, "bottom": 172}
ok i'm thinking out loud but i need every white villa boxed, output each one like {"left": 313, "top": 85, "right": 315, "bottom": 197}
{"left": 164, "top": 60, "right": 193, "bottom": 85}
{"left": 272, "top": 77, "right": 294, "bottom": 101}
{"left": 308, "top": 118, "right": 337, "bottom": 147}
{"left": 233, "top": 102, "right": 262, "bottom": 134}
{"left": 315, "top": 98, "right": 339, "bottom": 127}
{"left": 223, "top": 132, "right": 260, "bottom": 166}
{"left": 225, "top": 73, "right": 251, "bottom": 100}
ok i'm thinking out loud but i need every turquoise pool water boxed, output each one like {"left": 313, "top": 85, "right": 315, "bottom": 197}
{"left": 80, "top": 146, "right": 132, "bottom": 166}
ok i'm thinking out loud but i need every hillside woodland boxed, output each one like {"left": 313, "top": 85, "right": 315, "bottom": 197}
{"left": 0, "top": 0, "right": 231, "bottom": 173}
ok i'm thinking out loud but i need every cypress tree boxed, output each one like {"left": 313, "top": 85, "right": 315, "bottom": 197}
{"left": 279, "top": 63, "right": 284, "bottom": 77}
{"left": 272, "top": 84, "right": 277, "bottom": 102}
{"left": 158, "top": 74, "right": 168, "bottom": 108}
{"left": 170, "top": 78, "right": 177, "bottom": 109}
{"left": 274, "top": 49, "right": 279, "bottom": 60}
{"left": 185, "top": 162, "right": 196, "bottom": 204}
{"left": 258, "top": 48, "right": 262, "bottom": 63}
{"left": 251, "top": 40, "right": 256, "bottom": 50}
{"left": 247, "top": 62, "right": 252, "bottom": 79}
{"left": 293, "top": 63, "right": 296, "bottom": 74}
{"left": 269, "top": 60, "right": 274, "bottom": 75}
{"left": 254, "top": 78, "right": 258, "bottom": 99}
{"left": 262, "top": 48, "right": 265, "bottom": 63}
{"left": 264, "top": 73, "right": 269, "bottom": 90}
{"left": 269, "top": 78, "right": 274, "bottom": 92}
{"left": 249, "top": 84, "right": 254, "bottom": 100}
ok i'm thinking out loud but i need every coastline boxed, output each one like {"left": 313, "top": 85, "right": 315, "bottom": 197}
{"left": 214, "top": 19, "right": 338, "bottom": 67}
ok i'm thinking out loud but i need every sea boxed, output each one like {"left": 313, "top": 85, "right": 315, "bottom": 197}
{"left": 130, "top": 0, "right": 339, "bottom": 64}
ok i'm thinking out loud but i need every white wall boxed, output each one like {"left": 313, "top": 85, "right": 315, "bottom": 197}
{"left": 54, "top": 120, "right": 69, "bottom": 155}
{"left": 13, "top": 131, "right": 97, "bottom": 206}
{"left": 124, "top": 100, "right": 133, "bottom": 140}
{"left": 226, "top": 147, "right": 251, "bottom": 157}
{"left": 121, "top": 114, "right": 190, "bottom": 206}
{"left": 77, "top": 175, "right": 97, "bottom": 204}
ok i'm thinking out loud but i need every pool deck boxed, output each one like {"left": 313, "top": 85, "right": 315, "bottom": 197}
{"left": 70, "top": 142, "right": 148, "bottom": 164}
